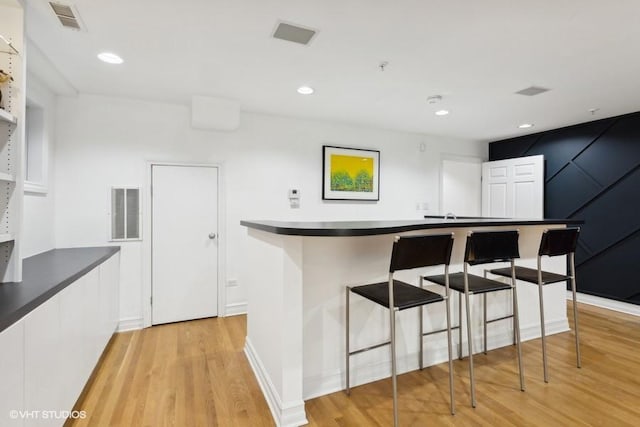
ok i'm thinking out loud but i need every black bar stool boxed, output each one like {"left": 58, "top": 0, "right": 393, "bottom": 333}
{"left": 423, "top": 230, "right": 524, "bottom": 408}
{"left": 487, "top": 227, "right": 581, "bottom": 382}
{"left": 345, "top": 233, "right": 455, "bottom": 426}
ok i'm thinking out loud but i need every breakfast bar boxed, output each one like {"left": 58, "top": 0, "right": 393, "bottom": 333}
{"left": 240, "top": 218, "right": 582, "bottom": 426}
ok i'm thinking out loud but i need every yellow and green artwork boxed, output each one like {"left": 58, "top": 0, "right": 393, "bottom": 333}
{"left": 323, "top": 146, "right": 379, "bottom": 201}
{"left": 330, "top": 154, "right": 374, "bottom": 192}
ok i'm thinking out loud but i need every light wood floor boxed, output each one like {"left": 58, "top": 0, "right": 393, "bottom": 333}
{"left": 69, "top": 302, "right": 640, "bottom": 426}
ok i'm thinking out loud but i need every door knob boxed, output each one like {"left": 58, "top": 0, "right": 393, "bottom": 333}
{"left": 209, "top": 233, "right": 217, "bottom": 239}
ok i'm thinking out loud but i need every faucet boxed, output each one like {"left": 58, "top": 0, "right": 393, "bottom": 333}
{"left": 444, "top": 212, "right": 457, "bottom": 220}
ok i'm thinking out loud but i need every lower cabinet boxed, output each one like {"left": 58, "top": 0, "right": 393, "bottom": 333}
{"left": 1, "top": 252, "right": 119, "bottom": 427}
{"left": 0, "top": 321, "right": 25, "bottom": 427}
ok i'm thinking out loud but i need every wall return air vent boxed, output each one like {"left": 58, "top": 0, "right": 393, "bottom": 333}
{"left": 49, "top": 2, "right": 83, "bottom": 30}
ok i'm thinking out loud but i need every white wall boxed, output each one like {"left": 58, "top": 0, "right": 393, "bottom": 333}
{"left": 441, "top": 157, "right": 482, "bottom": 216}
{"left": 53, "top": 94, "right": 486, "bottom": 326}
{"left": 22, "top": 73, "right": 55, "bottom": 258}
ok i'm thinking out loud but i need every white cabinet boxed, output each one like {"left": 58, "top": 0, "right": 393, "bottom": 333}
{"left": 24, "top": 296, "right": 63, "bottom": 427}
{"left": 1, "top": 251, "right": 120, "bottom": 426}
{"left": 0, "top": 321, "right": 24, "bottom": 427}
{"left": 99, "top": 252, "right": 120, "bottom": 350}
{"left": 58, "top": 277, "right": 90, "bottom": 411}
{"left": 0, "top": 0, "right": 24, "bottom": 282}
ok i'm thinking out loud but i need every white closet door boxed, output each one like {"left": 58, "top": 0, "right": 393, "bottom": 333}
{"left": 482, "top": 155, "right": 544, "bottom": 219}
{"left": 152, "top": 165, "right": 219, "bottom": 325}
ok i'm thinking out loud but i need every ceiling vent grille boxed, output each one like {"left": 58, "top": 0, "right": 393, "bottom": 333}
{"left": 49, "top": 2, "right": 83, "bottom": 30}
{"left": 515, "top": 86, "right": 550, "bottom": 96}
{"left": 272, "top": 21, "right": 317, "bottom": 45}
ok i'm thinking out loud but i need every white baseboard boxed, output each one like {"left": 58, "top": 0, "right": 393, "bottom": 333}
{"left": 244, "top": 338, "right": 308, "bottom": 427}
{"left": 571, "top": 292, "right": 640, "bottom": 316}
{"left": 225, "top": 302, "right": 247, "bottom": 317}
{"left": 117, "top": 317, "right": 144, "bottom": 332}
{"left": 303, "top": 317, "right": 569, "bottom": 400}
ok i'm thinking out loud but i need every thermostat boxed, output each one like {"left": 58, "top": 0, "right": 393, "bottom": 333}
{"left": 289, "top": 189, "right": 300, "bottom": 208}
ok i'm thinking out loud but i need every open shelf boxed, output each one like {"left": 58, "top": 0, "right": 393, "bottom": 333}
{"left": 0, "top": 171, "right": 15, "bottom": 182}
{"left": 1, "top": 3, "right": 24, "bottom": 283}
{"left": 0, "top": 34, "right": 18, "bottom": 55}
{"left": 0, "top": 233, "right": 15, "bottom": 244}
{"left": 0, "top": 108, "right": 17, "bottom": 124}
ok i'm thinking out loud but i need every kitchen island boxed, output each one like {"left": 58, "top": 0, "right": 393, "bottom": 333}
{"left": 240, "top": 218, "right": 582, "bottom": 426}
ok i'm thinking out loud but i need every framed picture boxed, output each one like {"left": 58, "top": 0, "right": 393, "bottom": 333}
{"left": 323, "top": 145, "right": 380, "bottom": 201}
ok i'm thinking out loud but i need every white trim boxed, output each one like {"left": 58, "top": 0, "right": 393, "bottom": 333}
{"left": 244, "top": 338, "right": 308, "bottom": 427}
{"left": 570, "top": 291, "right": 640, "bottom": 316}
{"left": 117, "top": 317, "right": 144, "bottom": 332}
{"left": 143, "top": 161, "right": 226, "bottom": 328}
{"left": 225, "top": 302, "right": 247, "bottom": 316}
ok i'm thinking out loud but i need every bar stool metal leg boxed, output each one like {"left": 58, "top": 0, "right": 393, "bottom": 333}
{"left": 345, "top": 286, "right": 351, "bottom": 395}
{"left": 537, "top": 256, "right": 549, "bottom": 383}
{"left": 419, "top": 277, "right": 424, "bottom": 370}
{"left": 483, "top": 293, "right": 488, "bottom": 355}
{"left": 463, "top": 264, "right": 476, "bottom": 408}
{"left": 570, "top": 253, "right": 582, "bottom": 368}
{"left": 458, "top": 291, "right": 463, "bottom": 360}
{"left": 511, "top": 262, "right": 525, "bottom": 391}
{"left": 388, "top": 276, "right": 399, "bottom": 427}
{"left": 513, "top": 296, "right": 516, "bottom": 347}
{"left": 444, "top": 267, "right": 456, "bottom": 415}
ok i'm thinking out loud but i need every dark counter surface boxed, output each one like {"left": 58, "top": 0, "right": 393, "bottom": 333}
{"left": 0, "top": 247, "right": 120, "bottom": 333}
{"left": 241, "top": 217, "right": 584, "bottom": 237}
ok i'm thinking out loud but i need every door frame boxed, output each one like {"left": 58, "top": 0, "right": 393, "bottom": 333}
{"left": 142, "top": 161, "right": 226, "bottom": 328}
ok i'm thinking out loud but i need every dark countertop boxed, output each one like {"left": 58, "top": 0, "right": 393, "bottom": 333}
{"left": 241, "top": 217, "right": 584, "bottom": 237}
{"left": 0, "top": 246, "right": 120, "bottom": 333}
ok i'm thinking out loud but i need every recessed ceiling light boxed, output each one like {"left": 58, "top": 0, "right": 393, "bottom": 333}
{"left": 297, "top": 86, "right": 314, "bottom": 95}
{"left": 435, "top": 110, "right": 449, "bottom": 116}
{"left": 518, "top": 123, "right": 534, "bottom": 129}
{"left": 97, "top": 52, "right": 123, "bottom": 64}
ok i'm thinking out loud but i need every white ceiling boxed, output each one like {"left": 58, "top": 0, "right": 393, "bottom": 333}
{"left": 23, "top": 0, "right": 640, "bottom": 141}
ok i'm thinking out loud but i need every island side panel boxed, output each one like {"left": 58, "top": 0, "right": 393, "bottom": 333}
{"left": 242, "top": 229, "right": 307, "bottom": 427}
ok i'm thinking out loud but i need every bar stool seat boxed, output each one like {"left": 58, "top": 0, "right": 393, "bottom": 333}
{"left": 427, "top": 272, "right": 513, "bottom": 294}
{"left": 351, "top": 280, "right": 444, "bottom": 310}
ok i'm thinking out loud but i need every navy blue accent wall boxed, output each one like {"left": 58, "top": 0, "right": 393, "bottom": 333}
{"left": 489, "top": 112, "right": 640, "bottom": 304}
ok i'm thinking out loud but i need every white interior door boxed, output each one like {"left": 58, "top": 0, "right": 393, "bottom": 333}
{"left": 152, "top": 165, "right": 219, "bottom": 325}
{"left": 482, "top": 155, "right": 544, "bottom": 219}
{"left": 441, "top": 158, "right": 482, "bottom": 216}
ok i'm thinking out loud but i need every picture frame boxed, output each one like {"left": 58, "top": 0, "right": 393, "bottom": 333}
{"left": 322, "top": 145, "right": 380, "bottom": 201}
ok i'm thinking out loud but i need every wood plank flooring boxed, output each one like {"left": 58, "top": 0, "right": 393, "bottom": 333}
{"left": 69, "top": 302, "right": 640, "bottom": 426}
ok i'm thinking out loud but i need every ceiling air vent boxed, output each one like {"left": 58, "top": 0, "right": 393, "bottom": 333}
{"left": 515, "top": 86, "right": 550, "bottom": 96}
{"left": 272, "top": 21, "right": 317, "bottom": 45}
{"left": 49, "top": 2, "right": 83, "bottom": 30}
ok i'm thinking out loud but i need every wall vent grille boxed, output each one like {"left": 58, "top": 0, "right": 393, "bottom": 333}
{"left": 49, "top": 2, "right": 83, "bottom": 30}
